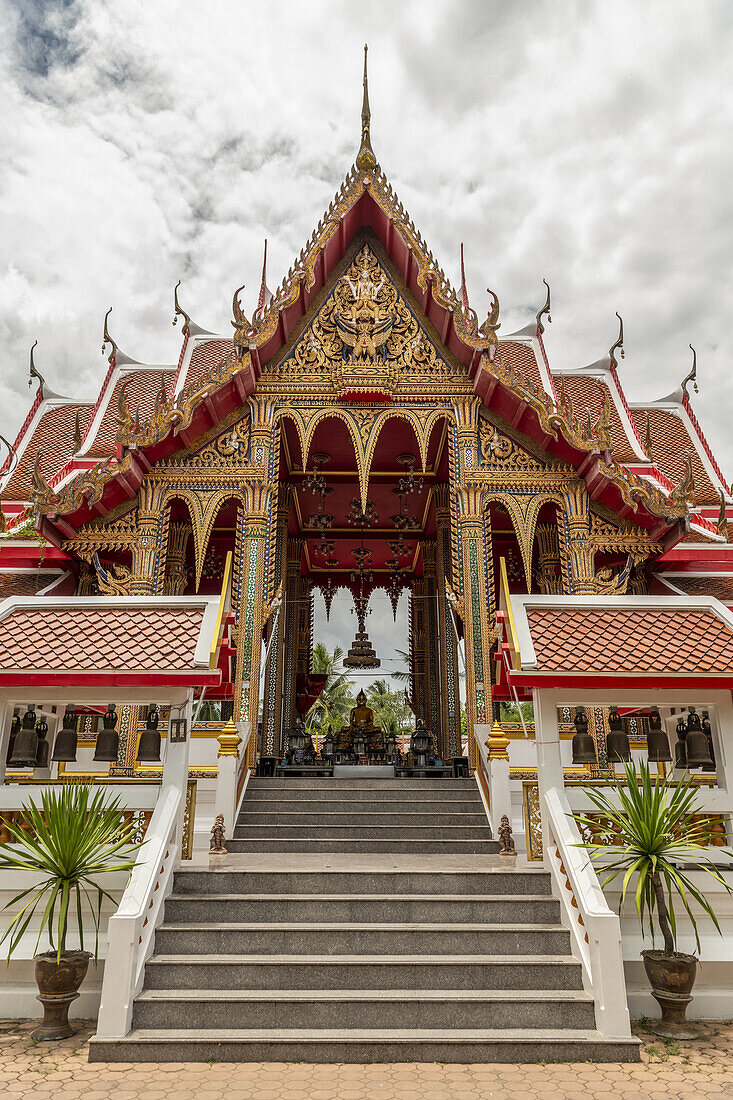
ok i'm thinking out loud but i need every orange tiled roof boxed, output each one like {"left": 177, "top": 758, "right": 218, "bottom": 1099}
{"left": 2, "top": 402, "right": 93, "bottom": 500}
{"left": 0, "top": 573, "right": 62, "bottom": 598}
{"left": 630, "top": 407, "right": 722, "bottom": 504}
{"left": 0, "top": 605, "right": 206, "bottom": 671}
{"left": 84, "top": 369, "right": 175, "bottom": 459}
{"left": 557, "top": 375, "right": 639, "bottom": 463}
{"left": 664, "top": 576, "right": 733, "bottom": 601}
{"left": 499, "top": 341, "right": 544, "bottom": 393}
{"left": 183, "top": 339, "right": 234, "bottom": 392}
{"left": 525, "top": 605, "right": 733, "bottom": 673}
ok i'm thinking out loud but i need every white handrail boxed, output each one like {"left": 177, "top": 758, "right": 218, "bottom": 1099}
{"left": 543, "top": 784, "right": 632, "bottom": 1039}
{"left": 95, "top": 784, "right": 182, "bottom": 1038}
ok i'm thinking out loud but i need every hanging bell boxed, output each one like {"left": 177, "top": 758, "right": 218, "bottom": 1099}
{"left": 93, "top": 704, "right": 120, "bottom": 762}
{"left": 52, "top": 705, "right": 78, "bottom": 762}
{"left": 137, "top": 704, "right": 161, "bottom": 762}
{"left": 606, "top": 706, "right": 631, "bottom": 763}
{"left": 674, "top": 715, "right": 687, "bottom": 768}
{"left": 685, "top": 706, "right": 713, "bottom": 769}
{"left": 5, "top": 712, "right": 20, "bottom": 765}
{"left": 701, "top": 710, "right": 716, "bottom": 772}
{"left": 34, "top": 715, "right": 50, "bottom": 769}
{"left": 571, "top": 706, "right": 596, "bottom": 764}
{"left": 9, "top": 705, "right": 39, "bottom": 767}
{"left": 646, "top": 708, "right": 671, "bottom": 762}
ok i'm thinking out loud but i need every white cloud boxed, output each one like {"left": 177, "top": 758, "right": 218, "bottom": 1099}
{"left": 0, "top": 0, "right": 731, "bottom": 479}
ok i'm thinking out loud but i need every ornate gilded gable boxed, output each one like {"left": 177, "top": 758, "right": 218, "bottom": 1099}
{"left": 262, "top": 242, "right": 470, "bottom": 396}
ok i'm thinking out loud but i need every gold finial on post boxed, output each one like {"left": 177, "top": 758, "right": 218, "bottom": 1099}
{"left": 717, "top": 489, "right": 727, "bottom": 538}
{"left": 356, "top": 44, "right": 377, "bottom": 172}
{"left": 173, "top": 280, "right": 191, "bottom": 336}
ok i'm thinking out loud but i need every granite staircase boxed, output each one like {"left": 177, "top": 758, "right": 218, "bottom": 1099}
{"left": 90, "top": 777, "right": 639, "bottom": 1063}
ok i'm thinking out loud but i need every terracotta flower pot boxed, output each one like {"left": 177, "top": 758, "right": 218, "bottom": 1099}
{"left": 642, "top": 949, "right": 698, "bottom": 1039}
{"left": 32, "top": 950, "right": 91, "bottom": 1040}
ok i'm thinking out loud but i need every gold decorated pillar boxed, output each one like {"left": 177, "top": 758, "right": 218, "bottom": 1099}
{"left": 535, "top": 523, "right": 562, "bottom": 595}
{"left": 162, "top": 523, "right": 191, "bottom": 595}
{"left": 130, "top": 480, "right": 164, "bottom": 594}
{"left": 559, "top": 483, "right": 595, "bottom": 594}
{"left": 456, "top": 485, "right": 496, "bottom": 771}
{"left": 233, "top": 482, "right": 273, "bottom": 767}
{"left": 409, "top": 578, "right": 428, "bottom": 725}
{"left": 281, "top": 537, "right": 304, "bottom": 741}
{"left": 421, "top": 541, "right": 440, "bottom": 741}
{"left": 261, "top": 485, "right": 291, "bottom": 757}
{"left": 433, "top": 487, "right": 462, "bottom": 759}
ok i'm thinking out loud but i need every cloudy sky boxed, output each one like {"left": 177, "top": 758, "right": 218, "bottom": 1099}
{"left": 1, "top": 0, "right": 732, "bottom": 680}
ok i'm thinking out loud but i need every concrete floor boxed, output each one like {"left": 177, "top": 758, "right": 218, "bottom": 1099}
{"left": 2, "top": 1017, "right": 732, "bottom": 1098}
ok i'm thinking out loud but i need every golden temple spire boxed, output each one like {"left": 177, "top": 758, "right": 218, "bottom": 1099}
{"left": 356, "top": 44, "right": 377, "bottom": 172}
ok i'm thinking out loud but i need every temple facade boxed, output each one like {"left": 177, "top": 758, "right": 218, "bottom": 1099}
{"left": 2, "top": 49, "right": 733, "bottom": 1061}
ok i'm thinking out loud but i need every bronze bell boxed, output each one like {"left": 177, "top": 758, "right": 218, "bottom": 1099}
{"left": 52, "top": 705, "right": 78, "bottom": 762}
{"left": 646, "top": 707, "right": 671, "bottom": 762}
{"left": 606, "top": 706, "right": 631, "bottom": 763}
{"left": 5, "top": 712, "right": 20, "bottom": 765}
{"left": 137, "top": 704, "right": 161, "bottom": 762}
{"left": 685, "top": 706, "right": 713, "bottom": 769}
{"left": 572, "top": 706, "right": 596, "bottom": 764}
{"left": 93, "top": 704, "right": 120, "bottom": 762}
{"left": 702, "top": 710, "right": 716, "bottom": 773}
{"left": 9, "top": 705, "right": 39, "bottom": 767}
{"left": 35, "top": 715, "right": 50, "bottom": 769}
{"left": 674, "top": 715, "right": 687, "bottom": 768}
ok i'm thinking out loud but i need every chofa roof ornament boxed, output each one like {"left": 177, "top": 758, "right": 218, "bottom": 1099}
{"left": 479, "top": 288, "right": 500, "bottom": 361}
{"left": 28, "top": 340, "right": 46, "bottom": 392}
{"left": 536, "top": 279, "right": 551, "bottom": 336}
{"left": 355, "top": 44, "right": 377, "bottom": 172}
{"left": 681, "top": 343, "right": 699, "bottom": 397}
{"left": 609, "top": 311, "right": 624, "bottom": 369}
{"left": 172, "top": 281, "right": 191, "bottom": 336}
{"left": 101, "top": 307, "right": 118, "bottom": 365}
{"left": 231, "top": 285, "right": 252, "bottom": 360}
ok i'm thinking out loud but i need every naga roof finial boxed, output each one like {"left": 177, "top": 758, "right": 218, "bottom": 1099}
{"left": 609, "top": 311, "right": 624, "bottom": 369}
{"left": 231, "top": 284, "right": 252, "bottom": 359}
{"left": 536, "top": 279, "right": 551, "bottom": 335}
{"left": 644, "top": 409, "right": 653, "bottom": 461}
{"left": 355, "top": 44, "right": 377, "bottom": 172}
{"left": 682, "top": 343, "right": 699, "bottom": 397}
{"left": 173, "top": 281, "right": 191, "bottom": 336}
{"left": 255, "top": 240, "right": 273, "bottom": 324}
{"left": 102, "top": 307, "right": 118, "bottom": 365}
{"left": 28, "top": 340, "right": 46, "bottom": 392}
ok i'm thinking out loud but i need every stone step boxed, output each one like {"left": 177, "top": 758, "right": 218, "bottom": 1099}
{"left": 237, "top": 810, "right": 489, "bottom": 827}
{"left": 231, "top": 823, "right": 493, "bottom": 840}
{"left": 163, "top": 893, "right": 561, "bottom": 925}
{"left": 224, "top": 837, "right": 499, "bottom": 853}
{"left": 241, "top": 798, "right": 485, "bottom": 814}
{"left": 89, "top": 1027, "right": 641, "bottom": 1064}
{"left": 153, "top": 922, "right": 570, "bottom": 956}
{"left": 172, "top": 868, "right": 552, "bottom": 896}
{"left": 132, "top": 988, "right": 596, "bottom": 1031}
{"left": 246, "top": 779, "right": 476, "bottom": 793}
{"left": 143, "top": 953, "right": 585, "bottom": 992}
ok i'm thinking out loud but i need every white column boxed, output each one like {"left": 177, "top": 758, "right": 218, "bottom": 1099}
{"left": 533, "top": 688, "right": 563, "bottom": 865}
{"left": 213, "top": 717, "right": 242, "bottom": 843}
{"left": 0, "top": 698, "right": 11, "bottom": 785}
{"left": 162, "top": 690, "right": 193, "bottom": 870}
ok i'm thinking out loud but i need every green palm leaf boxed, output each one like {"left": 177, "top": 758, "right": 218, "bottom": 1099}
{"left": 572, "top": 758, "right": 733, "bottom": 956}
{"left": 0, "top": 783, "right": 143, "bottom": 963}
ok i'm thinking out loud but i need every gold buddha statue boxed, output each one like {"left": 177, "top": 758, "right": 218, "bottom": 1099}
{"left": 349, "top": 689, "right": 376, "bottom": 731}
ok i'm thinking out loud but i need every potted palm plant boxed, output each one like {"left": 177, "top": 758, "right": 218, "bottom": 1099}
{"left": 0, "top": 783, "right": 142, "bottom": 1040}
{"left": 573, "top": 758, "right": 732, "bottom": 1038}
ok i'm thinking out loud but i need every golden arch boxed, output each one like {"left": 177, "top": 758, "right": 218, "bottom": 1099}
{"left": 161, "top": 488, "right": 246, "bottom": 591}
{"left": 484, "top": 492, "right": 564, "bottom": 591}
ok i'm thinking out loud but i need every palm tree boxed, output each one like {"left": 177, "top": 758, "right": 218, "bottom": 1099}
{"left": 391, "top": 649, "right": 411, "bottom": 684}
{"left": 306, "top": 644, "right": 354, "bottom": 734}
{"left": 366, "top": 680, "right": 412, "bottom": 733}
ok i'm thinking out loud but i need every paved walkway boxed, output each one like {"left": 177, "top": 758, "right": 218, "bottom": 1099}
{"left": 2, "top": 1018, "right": 733, "bottom": 1098}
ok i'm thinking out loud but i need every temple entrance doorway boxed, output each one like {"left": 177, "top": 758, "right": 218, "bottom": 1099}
{"left": 261, "top": 411, "right": 464, "bottom": 773}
